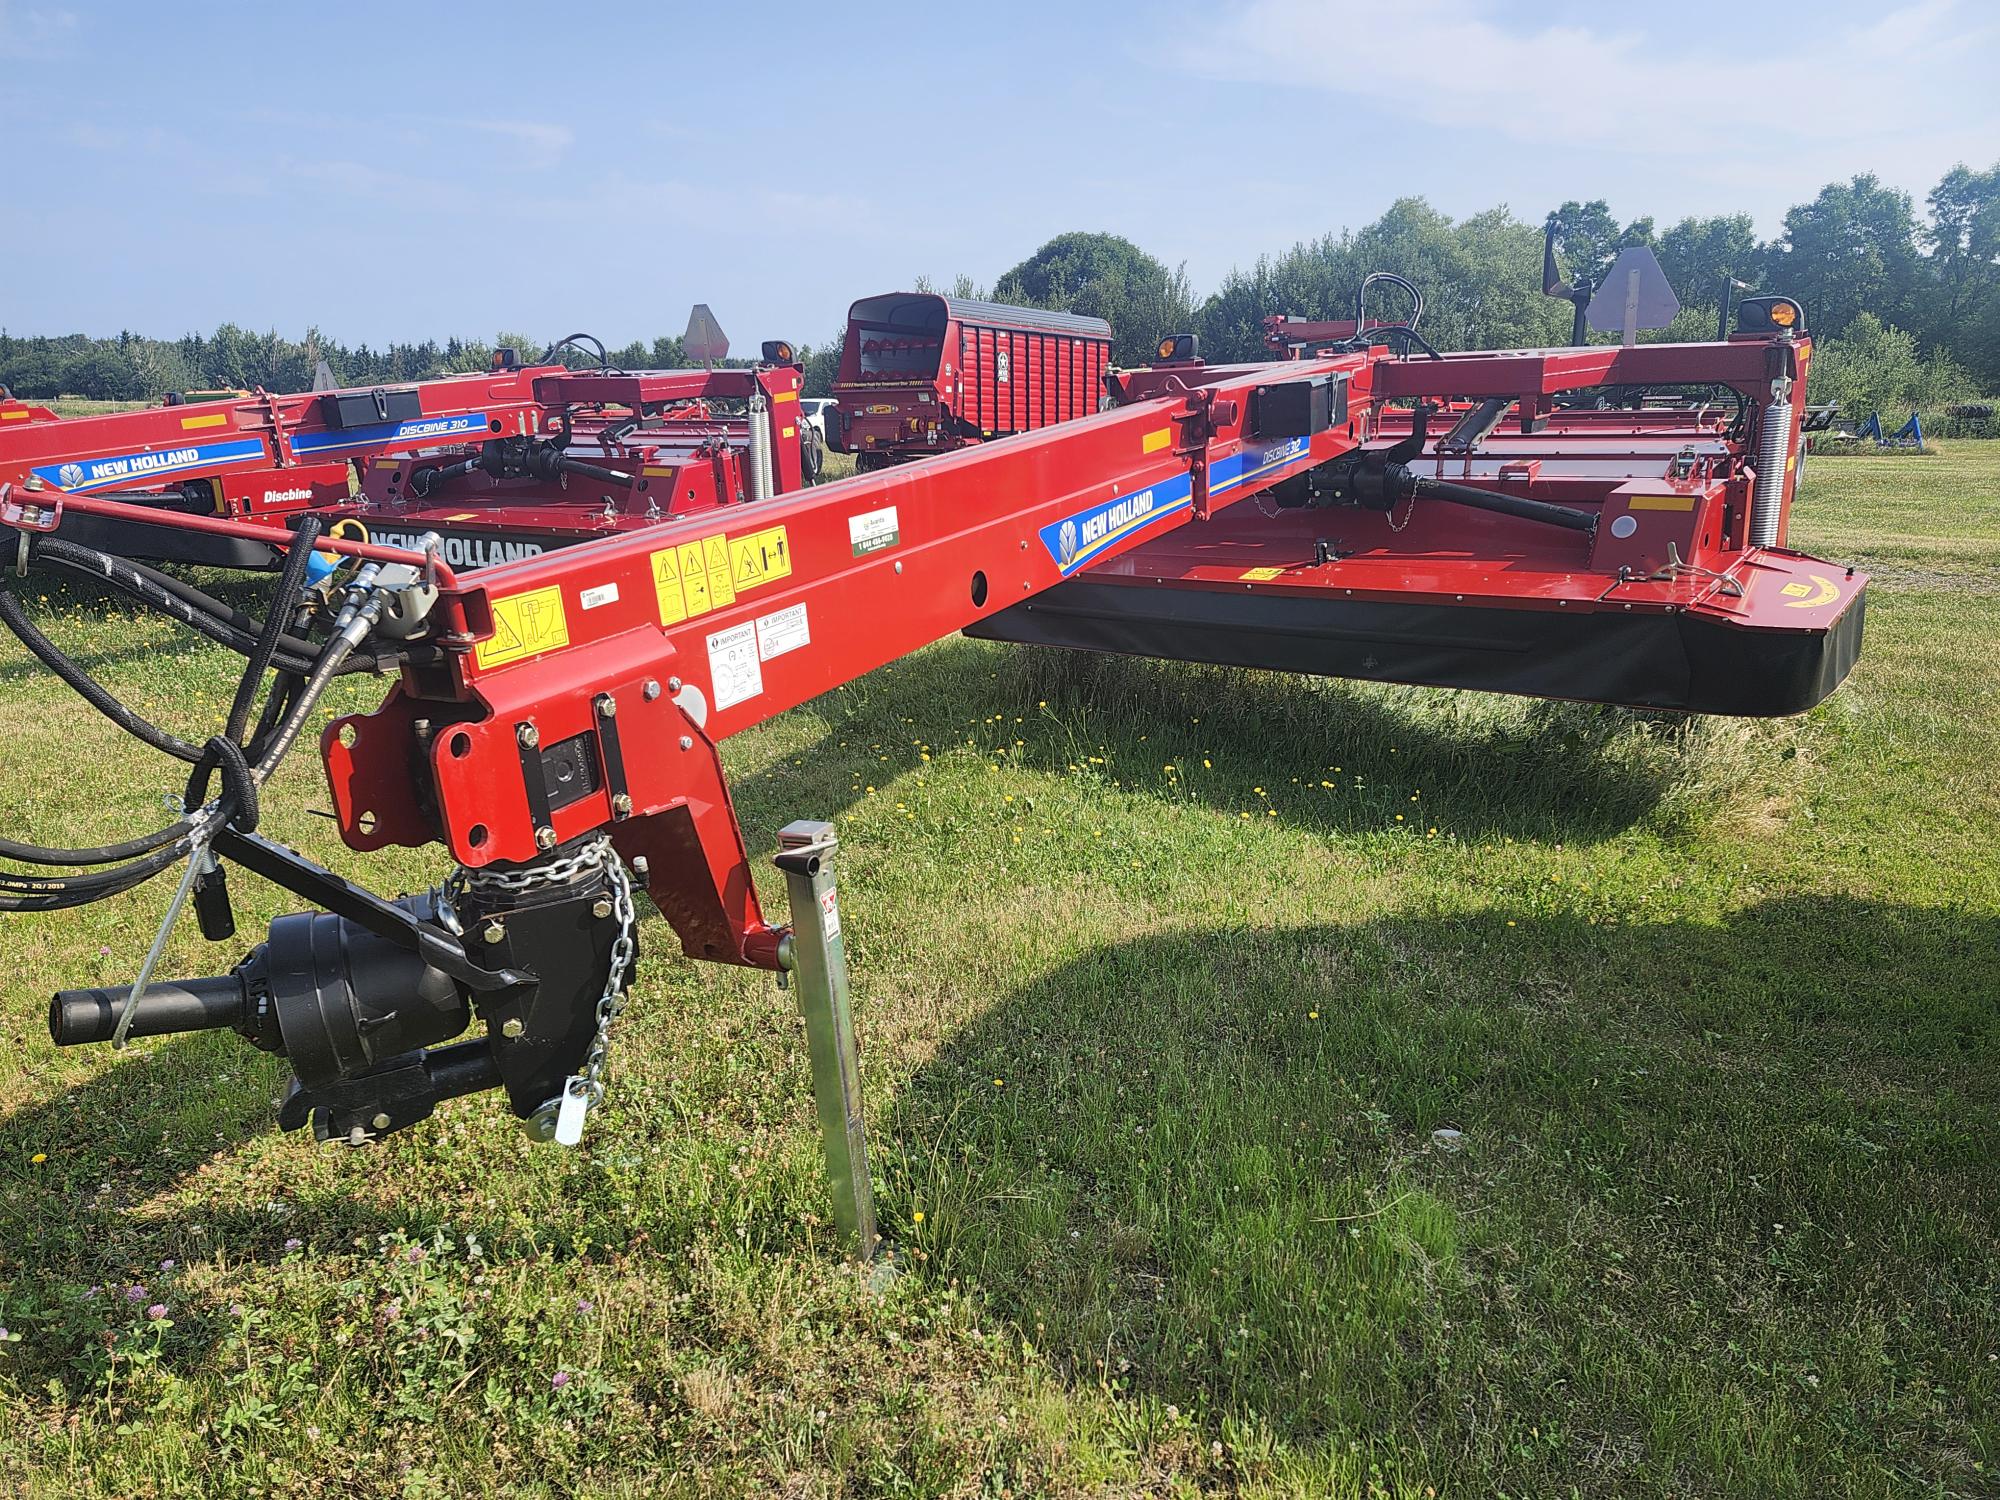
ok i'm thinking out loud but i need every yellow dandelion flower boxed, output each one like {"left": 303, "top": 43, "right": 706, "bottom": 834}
{"left": 31, "top": 1152, "right": 47, "bottom": 1164}
{"left": 913, "top": 1210, "right": 925, "bottom": 1223}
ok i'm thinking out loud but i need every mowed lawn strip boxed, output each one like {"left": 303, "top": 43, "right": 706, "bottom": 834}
{"left": 0, "top": 448, "right": 1993, "bottom": 1498}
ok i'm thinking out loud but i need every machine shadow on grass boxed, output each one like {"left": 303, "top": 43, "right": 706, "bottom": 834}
{"left": 880, "top": 897, "right": 1998, "bottom": 1482}
{"left": 734, "top": 636, "right": 1812, "bottom": 849}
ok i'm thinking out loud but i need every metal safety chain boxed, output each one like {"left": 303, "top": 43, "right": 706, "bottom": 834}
{"left": 570, "top": 848, "right": 637, "bottom": 1110}
{"left": 437, "top": 836, "right": 638, "bottom": 1144}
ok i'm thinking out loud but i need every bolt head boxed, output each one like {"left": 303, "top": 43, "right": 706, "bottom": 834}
{"left": 668, "top": 676, "right": 682, "bottom": 692}
{"left": 535, "top": 826, "right": 557, "bottom": 850}
{"left": 612, "top": 792, "right": 634, "bottom": 818}
{"left": 678, "top": 735, "right": 693, "bottom": 751}
{"left": 371, "top": 1112, "right": 393, "bottom": 1131}
{"left": 592, "top": 897, "right": 614, "bottom": 919}
{"left": 523, "top": 1100, "right": 560, "bottom": 1143}
{"left": 500, "top": 1017, "right": 524, "bottom": 1038}
{"left": 517, "top": 723, "right": 539, "bottom": 748}
{"left": 642, "top": 678, "right": 662, "bottom": 701}
{"left": 631, "top": 856, "right": 650, "bottom": 878}
{"left": 596, "top": 695, "right": 617, "bottom": 718}
{"left": 483, "top": 919, "right": 506, "bottom": 944}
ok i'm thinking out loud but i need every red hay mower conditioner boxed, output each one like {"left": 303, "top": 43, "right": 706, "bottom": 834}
{"left": 0, "top": 276, "right": 1862, "bottom": 1256}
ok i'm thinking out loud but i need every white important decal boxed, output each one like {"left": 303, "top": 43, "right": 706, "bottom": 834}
{"left": 755, "top": 603, "right": 810, "bottom": 661}
{"left": 706, "top": 622, "right": 762, "bottom": 710}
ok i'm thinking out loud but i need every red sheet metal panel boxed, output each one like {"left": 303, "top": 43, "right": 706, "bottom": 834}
{"left": 834, "top": 293, "right": 1112, "bottom": 460}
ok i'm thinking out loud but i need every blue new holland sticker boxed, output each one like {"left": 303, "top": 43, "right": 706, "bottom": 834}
{"left": 33, "top": 437, "right": 268, "bottom": 493}
{"left": 1036, "top": 436, "right": 1316, "bottom": 576}
{"left": 1039, "top": 476, "right": 1194, "bottom": 575}
{"left": 291, "top": 411, "right": 489, "bottom": 455}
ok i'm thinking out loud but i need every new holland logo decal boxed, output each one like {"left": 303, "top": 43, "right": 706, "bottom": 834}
{"left": 32, "top": 437, "right": 267, "bottom": 493}
{"left": 1034, "top": 437, "right": 1315, "bottom": 577}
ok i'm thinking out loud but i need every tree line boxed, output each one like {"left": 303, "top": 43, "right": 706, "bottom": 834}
{"left": 5, "top": 165, "right": 1995, "bottom": 426}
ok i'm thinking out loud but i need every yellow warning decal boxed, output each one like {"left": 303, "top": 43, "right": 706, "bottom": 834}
{"left": 475, "top": 585, "right": 570, "bottom": 669}
{"left": 773, "top": 390, "right": 798, "bottom": 403}
{"left": 1142, "top": 427, "right": 1172, "bottom": 454}
{"left": 642, "top": 465, "right": 677, "bottom": 478}
{"left": 676, "top": 541, "right": 712, "bottom": 617}
{"left": 1626, "top": 493, "right": 1697, "bottom": 511}
{"left": 1, "top": 409, "right": 32, "bottom": 421}
{"left": 782, "top": 425, "right": 796, "bottom": 438}
{"left": 652, "top": 547, "right": 688, "bottom": 625}
{"left": 730, "top": 526, "right": 792, "bottom": 591}
{"left": 443, "top": 511, "right": 478, "bottom": 521}
{"left": 180, "top": 412, "right": 228, "bottom": 430}
{"left": 651, "top": 525, "right": 792, "bottom": 627}
{"left": 1239, "top": 565, "right": 1286, "bottom": 581}
{"left": 1779, "top": 574, "right": 1839, "bottom": 608}
{"left": 704, "top": 533, "right": 736, "bottom": 608}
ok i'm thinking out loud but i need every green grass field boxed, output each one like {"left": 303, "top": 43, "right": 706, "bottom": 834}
{"left": 1, "top": 447, "right": 1996, "bottom": 1498}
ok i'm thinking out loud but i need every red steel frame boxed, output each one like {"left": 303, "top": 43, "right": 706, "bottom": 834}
{"left": 3, "top": 330, "right": 1859, "bottom": 981}
{"left": 0, "top": 362, "right": 805, "bottom": 540}
{"left": 311, "top": 330, "right": 1854, "bottom": 975}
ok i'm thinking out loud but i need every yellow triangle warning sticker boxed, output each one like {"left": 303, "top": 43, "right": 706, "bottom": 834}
{"left": 475, "top": 585, "right": 570, "bottom": 669}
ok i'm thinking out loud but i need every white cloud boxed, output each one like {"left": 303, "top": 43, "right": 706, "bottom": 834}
{"left": 0, "top": 2, "right": 76, "bottom": 60}
{"left": 1166, "top": 0, "right": 1999, "bottom": 220}
{"left": 463, "top": 119, "right": 576, "bottom": 171}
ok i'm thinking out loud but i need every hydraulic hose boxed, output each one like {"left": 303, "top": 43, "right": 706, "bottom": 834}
{"left": 29, "top": 539, "right": 400, "bottom": 676}
{"left": 1413, "top": 473, "right": 1597, "bottom": 535}
{"left": 0, "top": 588, "right": 202, "bottom": 762}
{"left": 223, "top": 515, "right": 321, "bottom": 745}
{"left": 1332, "top": 460, "right": 1597, "bottom": 538}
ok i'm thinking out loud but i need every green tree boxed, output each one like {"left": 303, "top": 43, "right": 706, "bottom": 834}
{"left": 1654, "top": 214, "right": 1760, "bottom": 334}
{"left": 1545, "top": 199, "right": 1655, "bottom": 291}
{"left": 1194, "top": 199, "right": 1570, "bottom": 361}
{"left": 1807, "top": 312, "right": 1974, "bottom": 421}
{"left": 1761, "top": 174, "right": 1923, "bottom": 339}
{"left": 993, "top": 232, "right": 1194, "bottom": 366}
{"left": 1926, "top": 161, "right": 2000, "bottom": 385}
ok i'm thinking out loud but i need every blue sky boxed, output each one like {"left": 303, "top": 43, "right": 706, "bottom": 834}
{"left": 4, "top": 0, "right": 1995, "bottom": 349}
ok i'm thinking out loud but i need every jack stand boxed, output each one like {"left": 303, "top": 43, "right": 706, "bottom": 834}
{"left": 774, "top": 820, "right": 879, "bottom": 1261}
